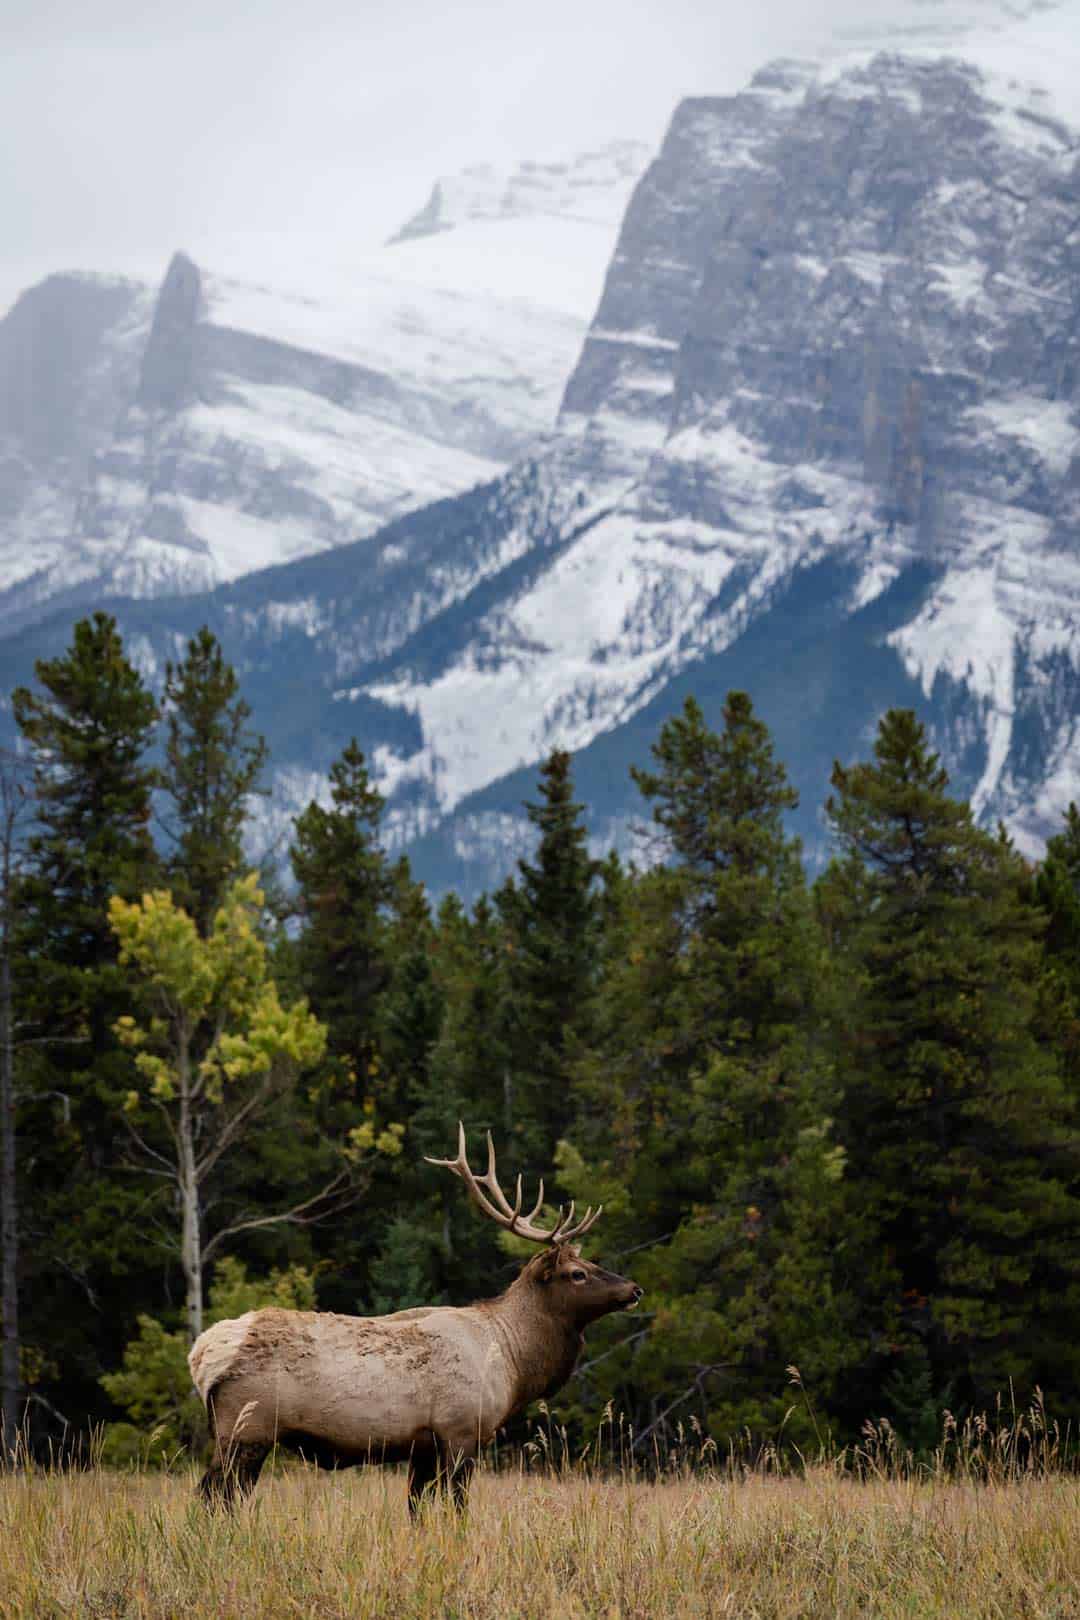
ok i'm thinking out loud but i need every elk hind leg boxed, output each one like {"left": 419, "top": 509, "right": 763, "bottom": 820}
{"left": 407, "top": 1439, "right": 440, "bottom": 1517}
{"left": 198, "top": 1440, "right": 269, "bottom": 1510}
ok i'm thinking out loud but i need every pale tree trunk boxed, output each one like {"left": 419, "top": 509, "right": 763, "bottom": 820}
{"left": 178, "top": 1051, "right": 202, "bottom": 1345}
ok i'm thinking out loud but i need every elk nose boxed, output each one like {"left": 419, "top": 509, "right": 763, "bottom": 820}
{"left": 632, "top": 1286, "right": 644, "bottom": 1302}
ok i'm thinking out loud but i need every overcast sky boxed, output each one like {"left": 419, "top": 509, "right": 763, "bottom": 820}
{"left": 0, "top": 0, "right": 1033, "bottom": 312}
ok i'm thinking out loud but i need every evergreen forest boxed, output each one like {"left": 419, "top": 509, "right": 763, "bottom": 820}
{"left": 10, "top": 612, "right": 1080, "bottom": 1468}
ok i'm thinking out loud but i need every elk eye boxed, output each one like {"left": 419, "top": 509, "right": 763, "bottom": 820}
{"left": 571, "top": 1269, "right": 586, "bottom": 1282}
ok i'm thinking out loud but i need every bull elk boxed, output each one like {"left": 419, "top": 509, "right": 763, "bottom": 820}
{"left": 189, "top": 1124, "right": 642, "bottom": 1511}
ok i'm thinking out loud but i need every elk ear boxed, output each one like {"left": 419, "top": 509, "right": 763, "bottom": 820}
{"left": 533, "top": 1248, "right": 560, "bottom": 1283}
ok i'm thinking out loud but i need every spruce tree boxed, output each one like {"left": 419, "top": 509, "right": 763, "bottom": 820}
{"left": 377, "top": 868, "right": 444, "bottom": 1121}
{"left": 388, "top": 892, "right": 518, "bottom": 1306}
{"left": 632, "top": 692, "right": 798, "bottom": 882}
{"left": 363, "top": 883, "right": 458, "bottom": 1316}
{"left": 502, "top": 750, "right": 599, "bottom": 1164}
{"left": 287, "top": 746, "right": 428, "bottom": 1322}
{"left": 0, "top": 749, "right": 32, "bottom": 1458}
{"left": 290, "top": 740, "right": 394, "bottom": 1091}
{"left": 632, "top": 691, "right": 806, "bottom": 1046}
{"left": 1034, "top": 803, "right": 1080, "bottom": 1094}
{"left": 826, "top": 709, "right": 1080, "bottom": 1412}
{"left": 13, "top": 614, "right": 161, "bottom": 1424}
{"left": 567, "top": 693, "right": 852, "bottom": 1442}
{"left": 160, "top": 626, "right": 267, "bottom": 935}
{"left": 14, "top": 614, "right": 159, "bottom": 987}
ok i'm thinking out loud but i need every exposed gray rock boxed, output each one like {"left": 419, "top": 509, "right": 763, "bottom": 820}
{"left": 302, "top": 42, "right": 1080, "bottom": 871}
{"left": 0, "top": 272, "right": 147, "bottom": 490}
{"left": 138, "top": 252, "right": 203, "bottom": 412}
{"left": 0, "top": 141, "right": 646, "bottom": 624}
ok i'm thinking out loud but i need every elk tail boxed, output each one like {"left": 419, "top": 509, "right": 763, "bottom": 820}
{"left": 188, "top": 1313, "right": 256, "bottom": 1408}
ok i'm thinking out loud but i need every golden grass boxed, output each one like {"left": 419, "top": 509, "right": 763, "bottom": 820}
{"left": 10, "top": 1461, "right": 1080, "bottom": 1620}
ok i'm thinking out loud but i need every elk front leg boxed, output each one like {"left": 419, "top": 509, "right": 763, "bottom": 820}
{"left": 437, "top": 1437, "right": 477, "bottom": 1513}
{"left": 447, "top": 1453, "right": 476, "bottom": 1512}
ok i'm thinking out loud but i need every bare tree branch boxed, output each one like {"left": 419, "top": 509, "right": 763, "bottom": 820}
{"left": 200, "top": 1169, "right": 356, "bottom": 1264}
{"left": 25, "top": 1390, "right": 70, "bottom": 1436}
{"left": 612, "top": 1231, "right": 679, "bottom": 1262}
{"left": 148, "top": 1095, "right": 181, "bottom": 1157}
{"left": 121, "top": 1115, "right": 178, "bottom": 1177}
{"left": 575, "top": 1324, "right": 653, "bottom": 1378}
{"left": 24, "top": 1090, "right": 72, "bottom": 1125}
{"left": 189, "top": 1009, "right": 228, "bottom": 1106}
{"left": 632, "top": 1364, "right": 730, "bottom": 1453}
{"left": 13, "top": 1035, "right": 89, "bottom": 1050}
{"left": 194, "top": 1074, "right": 278, "bottom": 1182}
{"left": 53, "top": 1257, "right": 100, "bottom": 1313}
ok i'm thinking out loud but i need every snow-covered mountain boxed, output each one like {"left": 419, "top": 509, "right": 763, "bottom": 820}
{"left": 317, "top": 0, "right": 1080, "bottom": 871}
{"left": 4, "top": 0, "right": 1080, "bottom": 888}
{"left": 0, "top": 142, "right": 648, "bottom": 628}
{"left": 388, "top": 143, "right": 648, "bottom": 243}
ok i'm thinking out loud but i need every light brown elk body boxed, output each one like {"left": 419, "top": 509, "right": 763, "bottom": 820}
{"left": 189, "top": 1126, "right": 642, "bottom": 1510}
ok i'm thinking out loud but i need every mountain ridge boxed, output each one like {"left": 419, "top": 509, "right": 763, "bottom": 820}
{"left": 0, "top": 140, "right": 649, "bottom": 626}
{"left": 5, "top": 11, "right": 1080, "bottom": 889}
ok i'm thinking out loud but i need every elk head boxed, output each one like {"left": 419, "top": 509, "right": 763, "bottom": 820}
{"left": 425, "top": 1122, "right": 643, "bottom": 1326}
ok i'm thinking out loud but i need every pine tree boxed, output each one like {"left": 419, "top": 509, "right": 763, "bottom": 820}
{"left": 502, "top": 750, "right": 599, "bottom": 1165}
{"left": 160, "top": 626, "right": 267, "bottom": 935}
{"left": 378, "top": 868, "right": 444, "bottom": 1121}
{"left": 14, "top": 614, "right": 159, "bottom": 987}
{"left": 632, "top": 692, "right": 798, "bottom": 882}
{"left": 632, "top": 691, "right": 807, "bottom": 1047}
{"left": 283, "top": 743, "right": 400, "bottom": 1319}
{"left": 1037, "top": 803, "right": 1080, "bottom": 965}
{"left": 1033, "top": 803, "right": 1080, "bottom": 1094}
{"left": 361, "top": 883, "right": 457, "bottom": 1316}
{"left": 423, "top": 894, "right": 513, "bottom": 1141}
{"left": 384, "top": 892, "right": 517, "bottom": 1308}
{"left": 566, "top": 693, "right": 851, "bottom": 1442}
{"left": 826, "top": 709, "right": 1080, "bottom": 1412}
{"left": 290, "top": 741, "right": 394, "bottom": 1088}
{"left": 0, "top": 749, "right": 32, "bottom": 1458}
{"left": 13, "top": 614, "right": 161, "bottom": 1426}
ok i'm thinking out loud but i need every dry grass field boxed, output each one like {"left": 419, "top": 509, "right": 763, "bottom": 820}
{"left": 11, "top": 1456, "right": 1080, "bottom": 1620}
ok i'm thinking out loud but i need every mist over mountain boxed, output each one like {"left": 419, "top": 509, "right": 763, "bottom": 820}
{"left": 4, "top": 0, "right": 1080, "bottom": 891}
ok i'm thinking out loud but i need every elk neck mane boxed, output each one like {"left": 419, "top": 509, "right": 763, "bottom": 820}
{"left": 473, "top": 1252, "right": 583, "bottom": 1408}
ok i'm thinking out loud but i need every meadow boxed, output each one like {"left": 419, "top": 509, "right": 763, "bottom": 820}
{"left": 13, "top": 1438, "right": 1080, "bottom": 1620}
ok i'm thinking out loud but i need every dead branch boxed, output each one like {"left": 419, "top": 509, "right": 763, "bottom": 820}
{"left": 200, "top": 1169, "right": 358, "bottom": 1264}
{"left": 631, "top": 1364, "right": 730, "bottom": 1453}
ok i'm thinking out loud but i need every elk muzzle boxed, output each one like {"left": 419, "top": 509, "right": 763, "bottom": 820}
{"left": 582, "top": 1263, "right": 643, "bottom": 1318}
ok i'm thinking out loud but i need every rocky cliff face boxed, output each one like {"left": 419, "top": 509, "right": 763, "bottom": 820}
{"left": 0, "top": 141, "right": 647, "bottom": 627}
{"left": 342, "top": 29, "right": 1080, "bottom": 866}
{"left": 0, "top": 272, "right": 154, "bottom": 616}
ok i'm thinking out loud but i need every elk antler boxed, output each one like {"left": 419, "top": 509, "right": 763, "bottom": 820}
{"left": 425, "top": 1122, "right": 602, "bottom": 1246}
